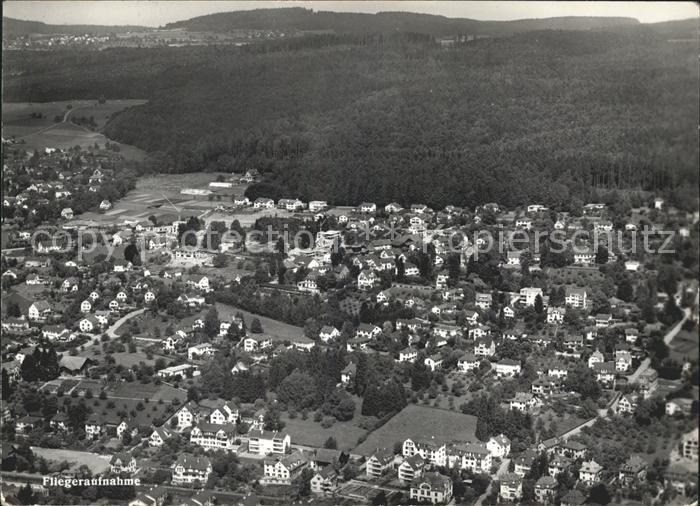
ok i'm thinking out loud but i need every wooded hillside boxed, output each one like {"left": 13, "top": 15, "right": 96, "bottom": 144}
{"left": 3, "top": 26, "right": 698, "bottom": 209}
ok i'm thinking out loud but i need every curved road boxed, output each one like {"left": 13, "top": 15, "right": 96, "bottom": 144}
{"left": 106, "top": 308, "right": 146, "bottom": 338}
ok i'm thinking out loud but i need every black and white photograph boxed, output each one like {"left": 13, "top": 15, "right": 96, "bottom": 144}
{"left": 1, "top": 1, "right": 699, "bottom": 505}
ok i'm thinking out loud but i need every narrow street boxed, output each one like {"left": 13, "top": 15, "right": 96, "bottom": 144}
{"left": 475, "top": 457, "right": 510, "bottom": 506}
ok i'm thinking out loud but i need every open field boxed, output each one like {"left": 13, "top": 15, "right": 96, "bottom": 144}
{"left": 536, "top": 409, "right": 589, "bottom": 437}
{"left": 280, "top": 396, "right": 367, "bottom": 450}
{"left": 110, "top": 350, "right": 157, "bottom": 368}
{"left": 136, "top": 173, "right": 233, "bottom": 199}
{"left": 283, "top": 415, "right": 367, "bottom": 450}
{"left": 3, "top": 99, "right": 147, "bottom": 134}
{"left": 106, "top": 382, "right": 186, "bottom": 402}
{"left": 216, "top": 302, "right": 310, "bottom": 343}
{"left": 668, "top": 329, "right": 698, "bottom": 362}
{"left": 353, "top": 404, "right": 477, "bottom": 456}
{"left": 30, "top": 447, "right": 111, "bottom": 474}
{"left": 3, "top": 100, "right": 148, "bottom": 160}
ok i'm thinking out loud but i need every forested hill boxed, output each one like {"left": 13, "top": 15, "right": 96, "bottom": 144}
{"left": 4, "top": 27, "right": 698, "bottom": 210}
{"left": 164, "top": 8, "right": 639, "bottom": 36}
{"left": 2, "top": 17, "right": 148, "bottom": 36}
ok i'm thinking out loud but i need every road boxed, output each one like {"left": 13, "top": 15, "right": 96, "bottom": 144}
{"left": 106, "top": 308, "right": 146, "bottom": 338}
{"left": 21, "top": 104, "right": 90, "bottom": 138}
{"left": 475, "top": 457, "right": 510, "bottom": 506}
{"left": 628, "top": 357, "right": 652, "bottom": 385}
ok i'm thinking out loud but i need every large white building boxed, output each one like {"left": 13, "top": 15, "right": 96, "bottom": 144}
{"left": 248, "top": 429, "right": 291, "bottom": 455}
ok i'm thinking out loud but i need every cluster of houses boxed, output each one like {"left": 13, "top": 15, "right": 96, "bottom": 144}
{"left": 2, "top": 153, "right": 699, "bottom": 506}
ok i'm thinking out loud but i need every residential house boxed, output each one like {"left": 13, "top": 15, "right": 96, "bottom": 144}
{"left": 457, "top": 353, "right": 480, "bottom": 373}
{"left": 474, "top": 337, "right": 496, "bottom": 357}
{"left": 534, "top": 476, "right": 557, "bottom": 504}
{"left": 110, "top": 453, "right": 137, "bottom": 474}
{"left": 171, "top": 455, "right": 212, "bottom": 486}
{"left": 565, "top": 287, "right": 588, "bottom": 309}
{"left": 579, "top": 460, "right": 603, "bottom": 485}
{"left": 499, "top": 473, "right": 523, "bottom": 502}
{"left": 398, "top": 455, "right": 426, "bottom": 483}
{"left": 366, "top": 448, "right": 395, "bottom": 479}
{"left": 409, "top": 472, "right": 453, "bottom": 505}
{"left": 248, "top": 429, "right": 291, "bottom": 456}
{"left": 487, "top": 434, "right": 511, "bottom": 459}
{"left": 618, "top": 455, "right": 648, "bottom": 485}
{"left": 310, "top": 466, "right": 338, "bottom": 495}
{"left": 495, "top": 359, "right": 521, "bottom": 378}
{"left": 149, "top": 427, "right": 174, "bottom": 447}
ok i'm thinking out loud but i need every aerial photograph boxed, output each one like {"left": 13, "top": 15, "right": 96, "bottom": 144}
{"left": 0, "top": 1, "right": 698, "bottom": 505}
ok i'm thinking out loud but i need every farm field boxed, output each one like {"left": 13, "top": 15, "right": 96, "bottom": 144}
{"left": 3, "top": 99, "right": 147, "bottom": 134}
{"left": 3, "top": 100, "right": 148, "bottom": 161}
{"left": 353, "top": 404, "right": 478, "bottom": 456}
{"left": 30, "top": 447, "right": 111, "bottom": 474}
{"left": 216, "top": 302, "right": 310, "bottom": 343}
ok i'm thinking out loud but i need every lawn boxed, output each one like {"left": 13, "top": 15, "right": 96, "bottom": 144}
{"left": 280, "top": 397, "right": 368, "bottom": 450}
{"left": 107, "top": 382, "right": 186, "bottom": 402}
{"left": 536, "top": 409, "right": 589, "bottom": 437}
{"left": 668, "top": 329, "right": 698, "bottom": 362}
{"left": 546, "top": 266, "right": 605, "bottom": 286}
{"left": 353, "top": 404, "right": 478, "bottom": 456}
{"left": 216, "top": 302, "right": 310, "bottom": 343}
{"left": 17, "top": 121, "right": 146, "bottom": 160}
{"left": 30, "top": 447, "right": 111, "bottom": 474}
{"left": 110, "top": 350, "right": 157, "bottom": 368}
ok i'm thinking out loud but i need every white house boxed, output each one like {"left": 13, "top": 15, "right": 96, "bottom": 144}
{"left": 487, "top": 434, "right": 511, "bottom": 459}
{"left": 171, "top": 455, "right": 212, "bottom": 486}
{"left": 248, "top": 429, "right": 291, "bottom": 455}
{"left": 495, "top": 359, "right": 521, "bottom": 378}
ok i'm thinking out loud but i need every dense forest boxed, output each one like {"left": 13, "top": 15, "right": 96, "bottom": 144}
{"left": 4, "top": 24, "right": 698, "bottom": 210}
{"left": 164, "top": 8, "right": 639, "bottom": 37}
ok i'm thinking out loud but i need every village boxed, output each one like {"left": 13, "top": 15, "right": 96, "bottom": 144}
{"left": 1, "top": 145, "right": 699, "bottom": 506}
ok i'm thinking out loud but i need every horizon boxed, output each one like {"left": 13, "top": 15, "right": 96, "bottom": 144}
{"left": 3, "top": 1, "right": 699, "bottom": 28}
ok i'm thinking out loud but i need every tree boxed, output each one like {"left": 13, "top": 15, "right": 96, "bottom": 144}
{"left": 616, "top": 278, "right": 634, "bottom": 302}
{"left": 564, "top": 364, "right": 601, "bottom": 400}
{"left": 534, "top": 294, "right": 544, "bottom": 314}
{"left": 595, "top": 246, "right": 609, "bottom": 264}
{"left": 250, "top": 318, "right": 263, "bottom": 334}
{"left": 354, "top": 354, "right": 369, "bottom": 395}
{"left": 16, "top": 483, "right": 34, "bottom": 505}
{"left": 323, "top": 436, "right": 338, "bottom": 449}
{"left": 372, "top": 491, "right": 387, "bottom": 506}
{"left": 410, "top": 359, "right": 432, "bottom": 391}
{"left": 263, "top": 408, "right": 285, "bottom": 431}
{"left": 204, "top": 307, "right": 220, "bottom": 338}
{"left": 297, "top": 468, "right": 314, "bottom": 497}
{"left": 2, "top": 369, "right": 12, "bottom": 401}
{"left": 277, "top": 371, "right": 319, "bottom": 409}
{"left": 213, "top": 254, "right": 228, "bottom": 268}
{"left": 588, "top": 483, "right": 611, "bottom": 505}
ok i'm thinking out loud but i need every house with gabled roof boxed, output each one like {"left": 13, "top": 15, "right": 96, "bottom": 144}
{"left": 171, "top": 454, "right": 212, "bottom": 486}
{"left": 410, "top": 472, "right": 452, "bottom": 505}
{"left": 366, "top": 448, "right": 396, "bottom": 479}
{"left": 110, "top": 452, "right": 137, "bottom": 474}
